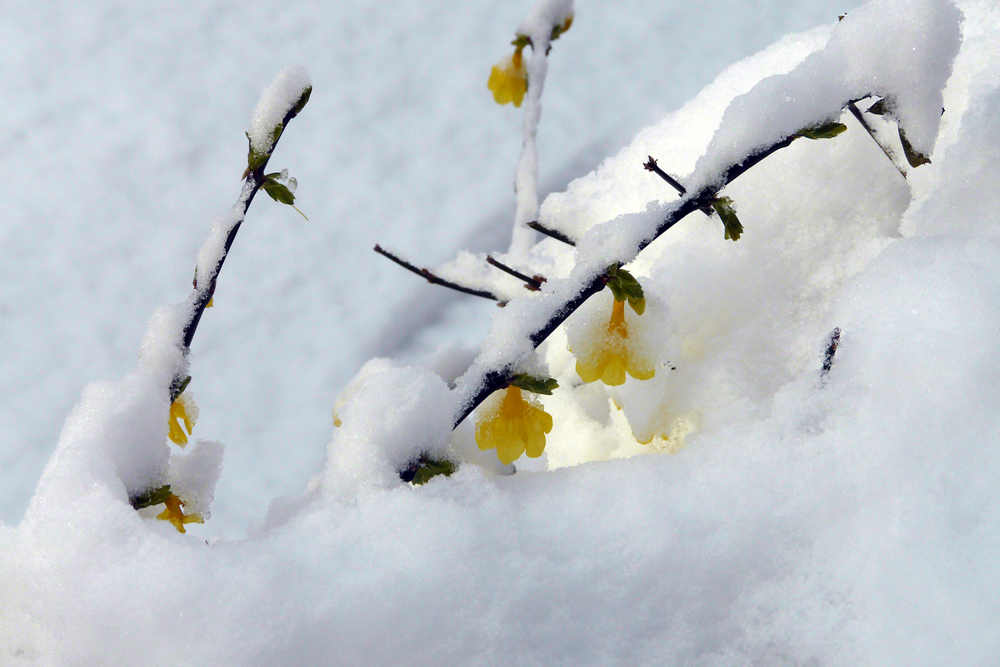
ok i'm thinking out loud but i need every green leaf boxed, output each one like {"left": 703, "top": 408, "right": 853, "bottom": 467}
{"left": 247, "top": 150, "right": 270, "bottom": 174}
{"left": 130, "top": 484, "right": 172, "bottom": 510}
{"left": 268, "top": 123, "right": 284, "bottom": 150}
{"left": 797, "top": 122, "right": 848, "bottom": 140}
{"left": 291, "top": 85, "right": 312, "bottom": 117}
{"left": 712, "top": 197, "right": 743, "bottom": 241}
{"left": 898, "top": 127, "right": 931, "bottom": 168}
{"left": 409, "top": 457, "right": 458, "bottom": 486}
{"left": 511, "top": 34, "right": 531, "bottom": 50}
{"left": 263, "top": 176, "right": 296, "bottom": 205}
{"left": 605, "top": 265, "right": 646, "bottom": 311}
{"left": 509, "top": 373, "right": 559, "bottom": 395}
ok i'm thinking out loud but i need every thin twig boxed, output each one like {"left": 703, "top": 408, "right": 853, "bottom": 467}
{"left": 374, "top": 244, "right": 501, "bottom": 302}
{"left": 847, "top": 102, "right": 907, "bottom": 179}
{"left": 486, "top": 256, "right": 544, "bottom": 291}
{"left": 643, "top": 156, "right": 687, "bottom": 196}
{"left": 527, "top": 221, "right": 576, "bottom": 246}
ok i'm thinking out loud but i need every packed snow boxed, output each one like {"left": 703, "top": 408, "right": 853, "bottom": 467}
{"left": 5, "top": 0, "right": 1000, "bottom": 663}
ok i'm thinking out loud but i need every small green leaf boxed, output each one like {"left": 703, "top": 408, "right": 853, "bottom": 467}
{"left": 898, "top": 127, "right": 931, "bottom": 168}
{"left": 398, "top": 453, "right": 458, "bottom": 485}
{"left": 605, "top": 265, "right": 646, "bottom": 308}
{"left": 511, "top": 34, "right": 531, "bottom": 50}
{"left": 268, "top": 123, "right": 284, "bottom": 150}
{"left": 712, "top": 197, "right": 743, "bottom": 241}
{"left": 291, "top": 85, "right": 312, "bottom": 117}
{"left": 263, "top": 176, "right": 296, "bottom": 205}
{"left": 797, "top": 122, "right": 848, "bottom": 140}
{"left": 247, "top": 150, "right": 269, "bottom": 174}
{"left": 410, "top": 458, "right": 458, "bottom": 486}
{"left": 130, "top": 484, "right": 173, "bottom": 510}
{"left": 509, "top": 373, "right": 559, "bottom": 395}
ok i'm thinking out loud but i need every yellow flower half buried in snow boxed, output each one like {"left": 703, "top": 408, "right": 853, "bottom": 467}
{"left": 475, "top": 386, "right": 553, "bottom": 464}
{"left": 488, "top": 47, "right": 527, "bottom": 107}
{"left": 168, "top": 393, "right": 197, "bottom": 446}
{"left": 576, "top": 298, "right": 655, "bottom": 386}
{"left": 156, "top": 493, "right": 203, "bottom": 533}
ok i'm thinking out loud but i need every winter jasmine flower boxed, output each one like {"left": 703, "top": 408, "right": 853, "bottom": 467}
{"left": 156, "top": 493, "right": 203, "bottom": 533}
{"left": 475, "top": 386, "right": 553, "bottom": 464}
{"left": 168, "top": 393, "right": 198, "bottom": 446}
{"left": 575, "top": 298, "right": 655, "bottom": 386}
{"left": 488, "top": 46, "right": 528, "bottom": 107}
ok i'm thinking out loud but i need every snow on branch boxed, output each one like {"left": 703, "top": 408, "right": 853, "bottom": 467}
{"left": 181, "top": 67, "right": 312, "bottom": 398}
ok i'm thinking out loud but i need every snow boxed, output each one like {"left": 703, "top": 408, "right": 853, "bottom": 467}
{"left": 248, "top": 65, "right": 311, "bottom": 155}
{"left": 5, "top": 0, "right": 1000, "bottom": 662}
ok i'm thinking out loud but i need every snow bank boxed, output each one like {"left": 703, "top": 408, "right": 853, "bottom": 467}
{"left": 6, "top": 0, "right": 1000, "bottom": 664}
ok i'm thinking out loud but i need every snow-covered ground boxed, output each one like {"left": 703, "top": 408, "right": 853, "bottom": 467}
{"left": 5, "top": 0, "right": 1000, "bottom": 663}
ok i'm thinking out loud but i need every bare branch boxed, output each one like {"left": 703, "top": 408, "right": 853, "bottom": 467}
{"left": 486, "top": 256, "right": 544, "bottom": 291}
{"left": 374, "top": 245, "right": 502, "bottom": 302}
{"left": 643, "top": 156, "right": 687, "bottom": 196}
{"left": 527, "top": 221, "right": 576, "bottom": 246}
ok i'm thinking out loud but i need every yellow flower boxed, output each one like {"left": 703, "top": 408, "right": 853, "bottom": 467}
{"left": 156, "top": 493, "right": 203, "bottom": 533}
{"left": 475, "top": 386, "right": 553, "bottom": 464}
{"left": 488, "top": 47, "right": 527, "bottom": 107}
{"left": 575, "top": 298, "right": 655, "bottom": 386}
{"left": 168, "top": 393, "right": 197, "bottom": 446}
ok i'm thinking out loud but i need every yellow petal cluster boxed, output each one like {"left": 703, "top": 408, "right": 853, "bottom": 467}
{"left": 488, "top": 47, "right": 527, "bottom": 107}
{"left": 156, "top": 493, "right": 203, "bottom": 533}
{"left": 475, "top": 386, "right": 553, "bottom": 464}
{"left": 168, "top": 393, "right": 197, "bottom": 446}
{"left": 575, "top": 298, "right": 655, "bottom": 386}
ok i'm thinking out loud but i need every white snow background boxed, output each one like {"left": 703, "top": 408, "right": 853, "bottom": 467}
{"left": 5, "top": 0, "right": 1000, "bottom": 663}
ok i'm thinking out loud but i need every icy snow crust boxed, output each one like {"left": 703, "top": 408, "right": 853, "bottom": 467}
{"left": 7, "top": 0, "right": 1000, "bottom": 663}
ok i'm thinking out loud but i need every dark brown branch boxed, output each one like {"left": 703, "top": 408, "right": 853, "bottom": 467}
{"left": 527, "top": 221, "right": 576, "bottom": 246}
{"left": 643, "top": 156, "right": 687, "bottom": 196}
{"left": 374, "top": 244, "right": 501, "bottom": 302}
{"left": 486, "top": 256, "right": 544, "bottom": 291}
{"left": 847, "top": 102, "right": 907, "bottom": 179}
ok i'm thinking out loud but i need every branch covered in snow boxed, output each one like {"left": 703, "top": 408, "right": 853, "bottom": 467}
{"left": 177, "top": 67, "right": 312, "bottom": 399}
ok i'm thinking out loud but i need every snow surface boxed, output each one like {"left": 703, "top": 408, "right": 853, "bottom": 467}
{"left": 8, "top": 0, "right": 1000, "bottom": 662}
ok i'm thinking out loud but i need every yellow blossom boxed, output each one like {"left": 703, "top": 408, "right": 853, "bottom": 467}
{"left": 156, "top": 493, "right": 203, "bottom": 533}
{"left": 168, "top": 393, "right": 197, "bottom": 446}
{"left": 575, "top": 298, "right": 655, "bottom": 386}
{"left": 475, "top": 386, "right": 553, "bottom": 464}
{"left": 488, "top": 47, "right": 527, "bottom": 107}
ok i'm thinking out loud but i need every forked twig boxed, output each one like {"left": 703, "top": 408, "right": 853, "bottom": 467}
{"left": 374, "top": 244, "right": 501, "bottom": 302}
